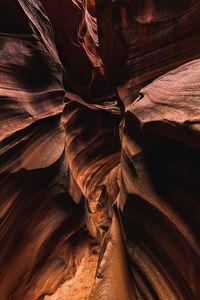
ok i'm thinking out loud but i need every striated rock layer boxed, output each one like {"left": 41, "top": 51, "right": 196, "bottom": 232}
{"left": 0, "top": 0, "right": 200, "bottom": 299}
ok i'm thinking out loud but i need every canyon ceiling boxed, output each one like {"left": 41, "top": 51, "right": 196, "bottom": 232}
{"left": 0, "top": 0, "right": 200, "bottom": 299}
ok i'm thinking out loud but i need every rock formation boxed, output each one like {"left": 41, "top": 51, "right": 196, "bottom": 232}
{"left": 0, "top": 0, "right": 200, "bottom": 299}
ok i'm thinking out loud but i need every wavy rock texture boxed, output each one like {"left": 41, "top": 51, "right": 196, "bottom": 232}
{"left": 0, "top": 0, "right": 200, "bottom": 300}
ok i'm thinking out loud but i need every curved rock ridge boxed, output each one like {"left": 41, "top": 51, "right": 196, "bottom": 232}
{"left": 95, "top": 0, "right": 200, "bottom": 105}
{"left": 42, "top": 0, "right": 112, "bottom": 100}
{"left": 0, "top": 1, "right": 200, "bottom": 300}
{"left": 0, "top": 1, "right": 89, "bottom": 299}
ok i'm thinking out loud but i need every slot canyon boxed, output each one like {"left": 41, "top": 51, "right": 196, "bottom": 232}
{"left": 0, "top": 0, "right": 200, "bottom": 299}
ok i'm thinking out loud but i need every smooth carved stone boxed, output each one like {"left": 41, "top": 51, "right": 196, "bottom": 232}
{"left": 0, "top": 1, "right": 92, "bottom": 299}
{"left": 95, "top": 0, "right": 200, "bottom": 105}
{"left": 0, "top": 0, "right": 200, "bottom": 299}
{"left": 89, "top": 210, "right": 135, "bottom": 300}
{"left": 41, "top": 0, "right": 112, "bottom": 100}
{"left": 62, "top": 96, "right": 121, "bottom": 201}
{"left": 118, "top": 60, "right": 200, "bottom": 299}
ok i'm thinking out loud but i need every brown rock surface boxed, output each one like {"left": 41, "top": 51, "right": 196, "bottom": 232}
{"left": 0, "top": 1, "right": 200, "bottom": 300}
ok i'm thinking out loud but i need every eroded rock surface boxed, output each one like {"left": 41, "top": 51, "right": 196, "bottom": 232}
{"left": 0, "top": 1, "right": 200, "bottom": 299}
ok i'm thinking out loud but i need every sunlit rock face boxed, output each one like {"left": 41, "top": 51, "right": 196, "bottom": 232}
{"left": 0, "top": 1, "right": 200, "bottom": 300}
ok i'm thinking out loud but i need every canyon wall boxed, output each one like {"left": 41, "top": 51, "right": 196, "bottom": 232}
{"left": 0, "top": 1, "right": 200, "bottom": 299}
